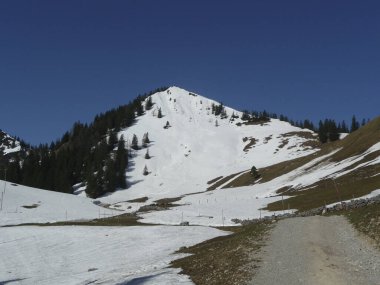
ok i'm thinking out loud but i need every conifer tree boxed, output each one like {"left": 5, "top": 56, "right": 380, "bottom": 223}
{"left": 350, "top": 115, "right": 359, "bottom": 132}
{"left": 157, "top": 108, "right": 162, "bottom": 118}
{"left": 6, "top": 160, "right": 22, "bottom": 183}
{"left": 143, "top": 165, "right": 149, "bottom": 176}
{"left": 131, "top": 134, "right": 139, "bottom": 150}
{"left": 104, "top": 158, "right": 117, "bottom": 193}
{"left": 164, "top": 121, "right": 171, "bottom": 129}
{"left": 108, "top": 130, "right": 118, "bottom": 151}
{"left": 136, "top": 102, "right": 144, "bottom": 116}
{"left": 145, "top": 148, "right": 150, "bottom": 159}
{"left": 115, "top": 136, "right": 127, "bottom": 189}
{"left": 241, "top": 111, "right": 250, "bottom": 121}
{"left": 145, "top": 96, "right": 153, "bottom": 111}
{"left": 142, "top": 132, "right": 150, "bottom": 148}
{"left": 85, "top": 172, "right": 99, "bottom": 198}
{"left": 250, "top": 166, "right": 260, "bottom": 179}
{"left": 328, "top": 120, "right": 339, "bottom": 142}
{"left": 341, "top": 121, "right": 348, "bottom": 133}
{"left": 93, "top": 139, "right": 109, "bottom": 169}
{"left": 85, "top": 166, "right": 106, "bottom": 198}
{"left": 318, "top": 120, "right": 328, "bottom": 143}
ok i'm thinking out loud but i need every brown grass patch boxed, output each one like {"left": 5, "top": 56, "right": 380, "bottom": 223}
{"left": 4, "top": 213, "right": 144, "bottom": 227}
{"left": 171, "top": 222, "right": 272, "bottom": 285}
{"left": 127, "top": 197, "right": 148, "bottom": 203}
{"left": 207, "top": 171, "right": 244, "bottom": 191}
{"left": 207, "top": 176, "right": 224, "bottom": 185}
{"left": 221, "top": 171, "right": 255, "bottom": 188}
{"left": 345, "top": 202, "right": 380, "bottom": 249}
{"left": 22, "top": 204, "right": 39, "bottom": 209}
{"left": 243, "top": 138, "right": 258, "bottom": 152}
{"left": 154, "top": 197, "right": 183, "bottom": 207}
{"left": 265, "top": 164, "right": 380, "bottom": 212}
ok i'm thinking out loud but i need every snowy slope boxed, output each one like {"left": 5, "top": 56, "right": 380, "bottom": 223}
{"left": 0, "top": 181, "right": 228, "bottom": 285}
{"left": 138, "top": 139, "right": 380, "bottom": 226}
{"left": 0, "top": 87, "right": 320, "bottom": 226}
{"left": 0, "top": 181, "right": 117, "bottom": 226}
{"left": 0, "top": 225, "right": 227, "bottom": 285}
{"left": 97, "top": 87, "right": 319, "bottom": 209}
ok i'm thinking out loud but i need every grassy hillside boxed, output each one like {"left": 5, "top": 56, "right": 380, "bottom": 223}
{"left": 266, "top": 117, "right": 380, "bottom": 211}
{"left": 266, "top": 164, "right": 380, "bottom": 211}
{"left": 172, "top": 222, "right": 272, "bottom": 285}
{"left": 345, "top": 202, "right": 380, "bottom": 249}
{"left": 218, "top": 116, "right": 380, "bottom": 212}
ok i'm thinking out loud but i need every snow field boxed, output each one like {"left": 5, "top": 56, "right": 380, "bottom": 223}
{"left": 0, "top": 182, "right": 118, "bottom": 226}
{"left": 0, "top": 225, "right": 228, "bottom": 285}
{"left": 137, "top": 141, "right": 380, "bottom": 226}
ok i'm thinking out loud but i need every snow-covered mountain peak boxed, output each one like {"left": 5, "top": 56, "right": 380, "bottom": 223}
{"left": 146, "top": 86, "right": 240, "bottom": 122}
{"left": 0, "top": 130, "right": 21, "bottom": 156}
{"left": 96, "top": 87, "right": 320, "bottom": 208}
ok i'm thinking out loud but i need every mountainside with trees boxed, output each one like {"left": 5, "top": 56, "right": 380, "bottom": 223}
{"left": 0, "top": 87, "right": 370, "bottom": 199}
{"left": 2, "top": 87, "right": 167, "bottom": 198}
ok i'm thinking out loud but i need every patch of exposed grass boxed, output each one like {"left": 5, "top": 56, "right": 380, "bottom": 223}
{"left": 207, "top": 171, "right": 244, "bottom": 191}
{"left": 278, "top": 138, "right": 289, "bottom": 149}
{"left": 3, "top": 213, "right": 145, "bottom": 227}
{"left": 127, "top": 197, "right": 149, "bottom": 203}
{"left": 266, "top": 165, "right": 380, "bottom": 212}
{"left": 154, "top": 197, "right": 182, "bottom": 207}
{"left": 243, "top": 138, "right": 258, "bottom": 152}
{"left": 243, "top": 117, "right": 271, "bottom": 125}
{"left": 263, "top": 135, "right": 272, "bottom": 144}
{"left": 280, "top": 131, "right": 321, "bottom": 150}
{"left": 171, "top": 222, "right": 272, "bottom": 285}
{"left": 207, "top": 176, "right": 224, "bottom": 185}
{"left": 227, "top": 118, "right": 380, "bottom": 189}
{"left": 22, "top": 204, "right": 39, "bottom": 209}
{"left": 222, "top": 152, "right": 323, "bottom": 188}
{"left": 225, "top": 150, "right": 325, "bottom": 188}
{"left": 345, "top": 202, "right": 380, "bottom": 249}
{"left": 330, "top": 116, "right": 380, "bottom": 162}
{"left": 222, "top": 171, "right": 255, "bottom": 188}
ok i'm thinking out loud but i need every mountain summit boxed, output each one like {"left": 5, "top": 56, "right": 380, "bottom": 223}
{"left": 95, "top": 86, "right": 320, "bottom": 207}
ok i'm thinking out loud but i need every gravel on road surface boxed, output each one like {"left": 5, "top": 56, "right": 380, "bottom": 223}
{"left": 248, "top": 215, "right": 380, "bottom": 285}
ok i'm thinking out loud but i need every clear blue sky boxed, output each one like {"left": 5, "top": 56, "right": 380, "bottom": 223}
{"left": 1, "top": 0, "right": 379, "bottom": 145}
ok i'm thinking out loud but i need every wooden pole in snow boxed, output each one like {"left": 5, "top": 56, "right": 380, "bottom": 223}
{"left": 282, "top": 195, "right": 284, "bottom": 214}
{"left": 0, "top": 192, "right": 3, "bottom": 211}
{"left": 3, "top": 168, "right": 6, "bottom": 194}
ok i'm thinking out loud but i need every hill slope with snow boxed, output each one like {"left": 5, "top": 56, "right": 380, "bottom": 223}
{"left": 97, "top": 87, "right": 319, "bottom": 210}
{"left": 0, "top": 181, "right": 117, "bottom": 226}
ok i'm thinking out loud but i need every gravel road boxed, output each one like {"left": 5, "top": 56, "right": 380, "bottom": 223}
{"left": 248, "top": 216, "right": 380, "bottom": 285}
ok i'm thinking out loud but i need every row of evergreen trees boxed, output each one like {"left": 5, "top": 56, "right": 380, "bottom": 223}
{"left": 239, "top": 109, "right": 368, "bottom": 143}
{"left": 4, "top": 87, "right": 168, "bottom": 198}
{"left": 203, "top": 100, "right": 368, "bottom": 141}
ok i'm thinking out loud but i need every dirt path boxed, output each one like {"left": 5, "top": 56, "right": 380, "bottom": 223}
{"left": 248, "top": 216, "right": 380, "bottom": 285}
